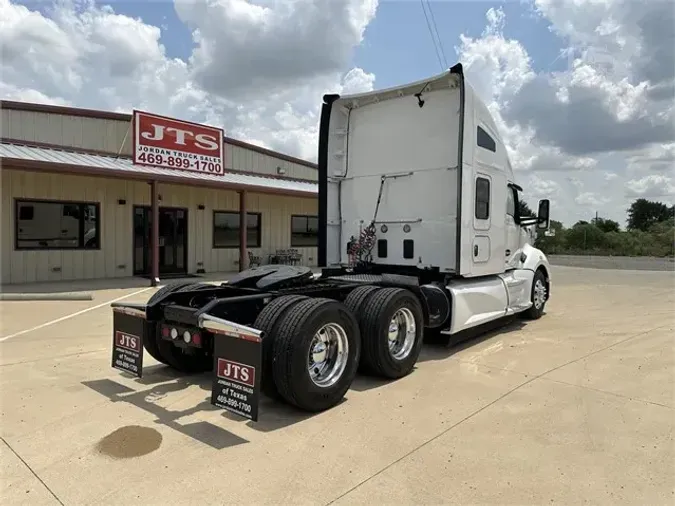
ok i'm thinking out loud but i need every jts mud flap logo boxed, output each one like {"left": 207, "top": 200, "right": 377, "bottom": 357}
{"left": 115, "top": 331, "right": 141, "bottom": 353}
{"left": 217, "top": 358, "right": 255, "bottom": 388}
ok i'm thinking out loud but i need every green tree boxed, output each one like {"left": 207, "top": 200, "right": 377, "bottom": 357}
{"left": 646, "top": 218, "right": 675, "bottom": 257}
{"left": 534, "top": 219, "right": 565, "bottom": 253}
{"left": 592, "top": 217, "right": 620, "bottom": 233}
{"left": 518, "top": 200, "right": 536, "bottom": 219}
{"left": 626, "top": 199, "right": 674, "bottom": 231}
{"left": 566, "top": 222, "right": 607, "bottom": 252}
{"left": 523, "top": 198, "right": 674, "bottom": 258}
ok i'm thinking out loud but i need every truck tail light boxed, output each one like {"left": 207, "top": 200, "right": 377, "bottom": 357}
{"left": 161, "top": 326, "right": 170, "bottom": 338}
{"left": 192, "top": 333, "right": 202, "bottom": 346}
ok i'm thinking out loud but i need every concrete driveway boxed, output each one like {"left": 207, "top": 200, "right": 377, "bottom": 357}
{"left": 1, "top": 266, "right": 673, "bottom": 505}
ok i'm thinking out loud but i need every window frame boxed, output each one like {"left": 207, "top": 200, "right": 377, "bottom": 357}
{"left": 290, "top": 214, "right": 319, "bottom": 247}
{"left": 510, "top": 185, "right": 523, "bottom": 224}
{"left": 475, "top": 177, "right": 491, "bottom": 220}
{"left": 477, "top": 125, "right": 496, "bottom": 153}
{"left": 212, "top": 210, "right": 262, "bottom": 249}
{"left": 14, "top": 198, "right": 101, "bottom": 251}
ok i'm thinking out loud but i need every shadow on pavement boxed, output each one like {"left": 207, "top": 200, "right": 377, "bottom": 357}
{"left": 349, "top": 375, "right": 391, "bottom": 392}
{"left": 419, "top": 315, "right": 527, "bottom": 364}
{"left": 349, "top": 316, "right": 528, "bottom": 393}
{"left": 84, "top": 362, "right": 326, "bottom": 443}
{"left": 221, "top": 397, "right": 332, "bottom": 433}
{"left": 83, "top": 374, "right": 248, "bottom": 450}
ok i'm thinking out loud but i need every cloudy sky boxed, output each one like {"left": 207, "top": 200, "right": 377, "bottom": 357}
{"left": 1, "top": 0, "right": 673, "bottom": 227}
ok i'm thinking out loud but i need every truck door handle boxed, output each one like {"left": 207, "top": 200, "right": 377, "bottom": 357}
{"left": 505, "top": 249, "right": 511, "bottom": 256}
{"left": 473, "top": 245, "right": 478, "bottom": 257}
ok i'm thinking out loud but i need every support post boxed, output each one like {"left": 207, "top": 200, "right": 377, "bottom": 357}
{"left": 151, "top": 180, "right": 160, "bottom": 286}
{"left": 239, "top": 190, "right": 248, "bottom": 272}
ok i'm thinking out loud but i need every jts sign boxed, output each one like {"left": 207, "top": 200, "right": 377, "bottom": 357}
{"left": 132, "top": 110, "right": 225, "bottom": 175}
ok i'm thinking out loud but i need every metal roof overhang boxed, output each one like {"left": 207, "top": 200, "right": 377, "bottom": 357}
{"left": 0, "top": 142, "right": 318, "bottom": 198}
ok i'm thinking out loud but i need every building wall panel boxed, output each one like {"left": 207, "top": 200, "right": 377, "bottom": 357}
{"left": 227, "top": 144, "right": 317, "bottom": 181}
{"left": 2, "top": 109, "right": 317, "bottom": 181}
{"left": 1, "top": 169, "right": 318, "bottom": 285}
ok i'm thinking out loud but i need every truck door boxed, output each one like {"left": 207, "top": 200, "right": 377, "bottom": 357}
{"left": 468, "top": 123, "right": 507, "bottom": 277}
{"left": 504, "top": 184, "right": 521, "bottom": 269}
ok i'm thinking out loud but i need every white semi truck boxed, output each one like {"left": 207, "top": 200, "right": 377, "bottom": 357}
{"left": 110, "top": 63, "right": 552, "bottom": 422}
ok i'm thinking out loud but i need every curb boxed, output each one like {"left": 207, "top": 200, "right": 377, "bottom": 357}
{"left": 0, "top": 293, "right": 94, "bottom": 301}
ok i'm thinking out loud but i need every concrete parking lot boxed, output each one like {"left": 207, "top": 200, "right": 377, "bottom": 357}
{"left": 1, "top": 266, "right": 674, "bottom": 505}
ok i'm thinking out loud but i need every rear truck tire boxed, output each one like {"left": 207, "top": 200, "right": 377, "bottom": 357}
{"left": 522, "top": 269, "right": 547, "bottom": 320}
{"left": 253, "top": 295, "right": 310, "bottom": 399}
{"left": 175, "top": 282, "right": 216, "bottom": 292}
{"left": 344, "top": 285, "right": 380, "bottom": 316}
{"left": 344, "top": 285, "right": 383, "bottom": 372}
{"left": 359, "top": 287, "right": 425, "bottom": 379}
{"left": 143, "top": 282, "right": 196, "bottom": 365}
{"left": 148, "top": 281, "right": 213, "bottom": 374}
{"left": 271, "top": 298, "right": 361, "bottom": 412}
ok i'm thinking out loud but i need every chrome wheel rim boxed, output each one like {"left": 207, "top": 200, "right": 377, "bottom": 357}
{"left": 533, "top": 279, "right": 547, "bottom": 309}
{"left": 308, "top": 323, "right": 349, "bottom": 388}
{"left": 387, "top": 308, "right": 416, "bottom": 360}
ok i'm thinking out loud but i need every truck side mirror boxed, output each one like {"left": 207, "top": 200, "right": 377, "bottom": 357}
{"left": 537, "top": 199, "right": 550, "bottom": 230}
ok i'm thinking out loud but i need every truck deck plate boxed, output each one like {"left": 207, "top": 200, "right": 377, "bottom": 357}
{"left": 325, "top": 274, "right": 384, "bottom": 283}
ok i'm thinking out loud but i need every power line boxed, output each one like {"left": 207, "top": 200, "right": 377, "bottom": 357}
{"left": 419, "top": 0, "right": 444, "bottom": 71}
{"left": 424, "top": 0, "right": 449, "bottom": 69}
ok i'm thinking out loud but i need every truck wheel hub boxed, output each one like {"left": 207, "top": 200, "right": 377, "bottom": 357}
{"left": 387, "top": 308, "right": 416, "bottom": 361}
{"left": 308, "top": 324, "right": 349, "bottom": 388}
{"left": 533, "top": 279, "right": 547, "bottom": 309}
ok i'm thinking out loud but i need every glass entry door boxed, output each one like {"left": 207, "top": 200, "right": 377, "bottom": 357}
{"left": 133, "top": 206, "right": 188, "bottom": 276}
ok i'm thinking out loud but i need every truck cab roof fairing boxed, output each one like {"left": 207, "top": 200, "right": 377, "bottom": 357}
{"left": 317, "top": 64, "right": 467, "bottom": 270}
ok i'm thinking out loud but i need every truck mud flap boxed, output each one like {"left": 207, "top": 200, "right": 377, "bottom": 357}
{"left": 204, "top": 314, "right": 264, "bottom": 422}
{"left": 111, "top": 304, "right": 149, "bottom": 378}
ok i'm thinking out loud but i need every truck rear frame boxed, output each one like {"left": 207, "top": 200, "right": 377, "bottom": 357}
{"left": 112, "top": 265, "right": 457, "bottom": 421}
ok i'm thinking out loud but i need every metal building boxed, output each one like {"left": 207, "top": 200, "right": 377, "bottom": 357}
{"left": 0, "top": 101, "right": 319, "bottom": 286}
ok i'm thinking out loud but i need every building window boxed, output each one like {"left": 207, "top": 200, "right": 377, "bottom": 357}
{"left": 15, "top": 199, "right": 100, "bottom": 250}
{"left": 213, "top": 211, "right": 261, "bottom": 248}
{"left": 291, "top": 215, "right": 319, "bottom": 247}
{"left": 475, "top": 177, "right": 490, "bottom": 220}
{"left": 477, "top": 126, "right": 496, "bottom": 152}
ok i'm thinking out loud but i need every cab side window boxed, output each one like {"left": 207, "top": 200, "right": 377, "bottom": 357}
{"left": 477, "top": 126, "right": 496, "bottom": 152}
{"left": 506, "top": 187, "right": 516, "bottom": 218}
{"left": 475, "top": 177, "right": 490, "bottom": 220}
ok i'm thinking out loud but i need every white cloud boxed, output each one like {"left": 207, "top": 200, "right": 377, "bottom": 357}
{"left": 1, "top": 0, "right": 673, "bottom": 227}
{"left": 575, "top": 191, "right": 609, "bottom": 207}
{"left": 454, "top": 2, "right": 674, "bottom": 226}
{"left": 625, "top": 175, "right": 675, "bottom": 199}
{"left": 0, "top": 0, "right": 377, "bottom": 162}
